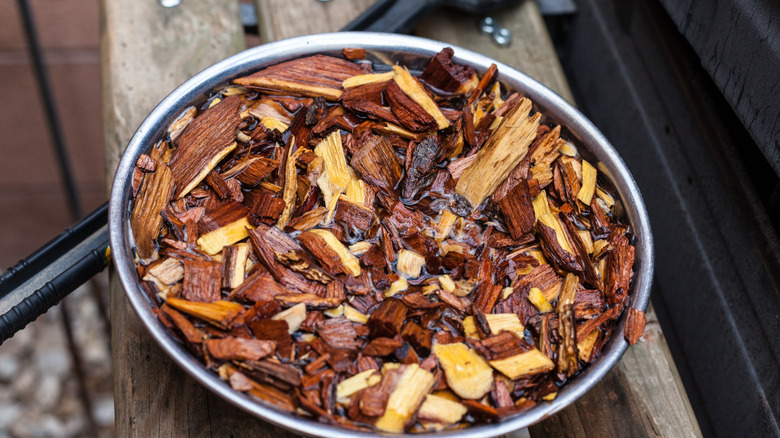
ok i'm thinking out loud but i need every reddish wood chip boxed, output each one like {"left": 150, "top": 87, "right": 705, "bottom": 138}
{"left": 367, "top": 298, "right": 408, "bottom": 338}
{"left": 420, "top": 47, "right": 477, "bottom": 93}
{"left": 169, "top": 95, "right": 242, "bottom": 198}
{"left": 234, "top": 54, "right": 367, "bottom": 100}
{"left": 248, "top": 318, "right": 293, "bottom": 360}
{"left": 474, "top": 331, "right": 532, "bottom": 361}
{"left": 604, "top": 240, "right": 636, "bottom": 307}
{"left": 181, "top": 259, "right": 222, "bottom": 303}
{"left": 351, "top": 133, "right": 403, "bottom": 196}
{"left": 385, "top": 79, "right": 437, "bottom": 132}
{"left": 205, "top": 337, "right": 275, "bottom": 361}
{"left": 318, "top": 317, "right": 361, "bottom": 350}
{"left": 624, "top": 308, "right": 647, "bottom": 345}
{"left": 363, "top": 336, "right": 404, "bottom": 356}
{"left": 132, "top": 47, "right": 642, "bottom": 432}
{"left": 499, "top": 180, "right": 535, "bottom": 239}
{"left": 342, "top": 47, "right": 366, "bottom": 60}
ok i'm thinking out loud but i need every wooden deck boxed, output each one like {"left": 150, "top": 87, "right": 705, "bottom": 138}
{"left": 101, "top": 1, "right": 702, "bottom": 436}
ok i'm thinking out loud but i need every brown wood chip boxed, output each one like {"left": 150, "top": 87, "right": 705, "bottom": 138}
{"left": 169, "top": 95, "right": 242, "bottom": 198}
{"left": 205, "top": 337, "right": 276, "bottom": 361}
{"left": 624, "top": 307, "right": 647, "bottom": 345}
{"left": 132, "top": 47, "right": 640, "bottom": 433}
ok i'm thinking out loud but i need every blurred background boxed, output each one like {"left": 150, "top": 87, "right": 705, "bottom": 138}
{"left": 0, "top": 1, "right": 113, "bottom": 437}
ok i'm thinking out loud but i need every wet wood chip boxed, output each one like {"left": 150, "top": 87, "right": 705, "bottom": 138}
{"left": 169, "top": 95, "right": 242, "bottom": 198}
{"left": 131, "top": 161, "right": 174, "bottom": 261}
{"left": 234, "top": 55, "right": 366, "bottom": 100}
{"left": 624, "top": 307, "right": 647, "bottom": 345}
{"left": 206, "top": 337, "right": 276, "bottom": 361}
{"left": 132, "top": 47, "right": 639, "bottom": 433}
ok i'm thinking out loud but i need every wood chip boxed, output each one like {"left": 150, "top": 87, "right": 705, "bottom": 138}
{"left": 181, "top": 259, "right": 222, "bottom": 303}
{"left": 455, "top": 98, "right": 541, "bottom": 208}
{"left": 624, "top": 307, "right": 647, "bottom": 345}
{"left": 131, "top": 161, "right": 174, "bottom": 261}
{"left": 206, "top": 337, "right": 276, "bottom": 361}
{"left": 351, "top": 133, "right": 403, "bottom": 196}
{"left": 169, "top": 95, "right": 241, "bottom": 198}
{"left": 133, "top": 48, "right": 640, "bottom": 432}
{"left": 392, "top": 66, "right": 449, "bottom": 130}
{"left": 234, "top": 55, "right": 366, "bottom": 100}
{"left": 433, "top": 342, "right": 493, "bottom": 400}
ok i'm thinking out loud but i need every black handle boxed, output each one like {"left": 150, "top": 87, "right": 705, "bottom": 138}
{"left": 341, "top": 0, "right": 523, "bottom": 33}
{"left": 341, "top": 0, "right": 440, "bottom": 34}
{"left": 0, "top": 202, "right": 109, "bottom": 344}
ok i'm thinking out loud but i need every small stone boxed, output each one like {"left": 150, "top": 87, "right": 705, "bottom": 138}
{"left": 33, "top": 348, "right": 71, "bottom": 377}
{"left": 0, "top": 354, "right": 19, "bottom": 382}
{"left": 0, "top": 404, "right": 21, "bottom": 430}
{"left": 33, "top": 374, "right": 62, "bottom": 410}
{"left": 12, "top": 368, "right": 37, "bottom": 396}
{"left": 0, "top": 323, "right": 34, "bottom": 356}
{"left": 61, "top": 414, "right": 86, "bottom": 436}
{"left": 10, "top": 413, "right": 64, "bottom": 437}
{"left": 92, "top": 395, "right": 115, "bottom": 427}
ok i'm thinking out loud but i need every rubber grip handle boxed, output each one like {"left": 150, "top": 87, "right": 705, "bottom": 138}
{"left": 0, "top": 203, "right": 109, "bottom": 345}
{"left": 0, "top": 234, "right": 108, "bottom": 344}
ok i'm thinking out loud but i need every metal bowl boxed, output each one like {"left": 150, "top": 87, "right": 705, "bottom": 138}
{"left": 109, "top": 32, "right": 654, "bottom": 437}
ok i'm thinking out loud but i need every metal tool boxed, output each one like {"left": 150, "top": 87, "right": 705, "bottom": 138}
{"left": 0, "top": 205, "right": 109, "bottom": 343}
{"left": 342, "top": 0, "right": 521, "bottom": 34}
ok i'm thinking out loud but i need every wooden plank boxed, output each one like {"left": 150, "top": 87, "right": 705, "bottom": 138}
{"left": 255, "top": 0, "right": 375, "bottom": 42}
{"left": 101, "top": 1, "right": 289, "bottom": 436}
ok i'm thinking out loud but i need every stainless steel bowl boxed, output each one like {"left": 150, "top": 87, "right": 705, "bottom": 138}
{"left": 109, "top": 32, "right": 654, "bottom": 437}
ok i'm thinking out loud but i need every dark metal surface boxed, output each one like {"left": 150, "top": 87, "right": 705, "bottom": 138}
{"left": 109, "top": 32, "right": 654, "bottom": 437}
{"left": 342, "top": 0, "right": 522, "bottom": 34}
{"left": 341, "top": 0, "right": 438, "bottom": 33}
{"left": 534, "top": 0, "right": 577, "bottom": 16}
{"left": 658, "top": 0, "right": 780, "bottom": 177}
{"left": 556, "top": 0, "right": 780, "bottom": 436}
{"left": 239, "top": 3, "right": 258, "bottom": 34}
{"left": 242, "top": 0, "right": 523, "bottom": 35}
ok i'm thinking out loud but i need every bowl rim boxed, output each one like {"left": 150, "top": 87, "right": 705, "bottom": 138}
{"left": 109, "top": 31, "right": 654, "bottom": 437}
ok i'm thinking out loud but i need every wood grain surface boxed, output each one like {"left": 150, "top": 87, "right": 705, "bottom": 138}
{"left": 102, "top": 0, "right": 700, "bottom": 436}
